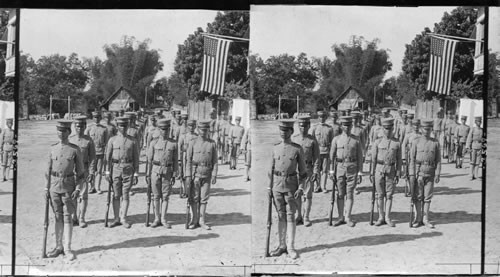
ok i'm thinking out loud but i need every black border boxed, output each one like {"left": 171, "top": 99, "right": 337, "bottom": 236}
{"left": 481, "top": 5, "right": 489, "bottom": 276}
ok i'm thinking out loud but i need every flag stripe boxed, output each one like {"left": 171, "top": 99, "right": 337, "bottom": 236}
{"left": 426, "top": 36, "right": 457, "bottom": 95}
{"left": 200, "top": 36, "right": 231, "bottom": 96}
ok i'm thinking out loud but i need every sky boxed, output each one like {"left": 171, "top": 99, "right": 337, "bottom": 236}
{"left": 20, "top": 9, "right": 220, "bottom": 79}
{"left": 250, "top": 5, "right": 462, "bottom": 80}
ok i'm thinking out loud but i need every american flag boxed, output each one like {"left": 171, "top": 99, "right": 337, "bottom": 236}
{"left": 426, "top": 36, "right": 458, "bottom": 95}
{"left": 200, "top": 36, "right": 232, "bottom": 96}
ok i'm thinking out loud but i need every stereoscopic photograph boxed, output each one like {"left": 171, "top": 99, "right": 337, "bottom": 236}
{"left": 15, "top": 9, "right": 251, "bottom": 275}
{"left": 250, "top": 5, "right": 485, "bottom": 274}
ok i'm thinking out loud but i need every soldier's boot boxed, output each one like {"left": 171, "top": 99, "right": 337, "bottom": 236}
{"left": 375, "top": 198, "right": 385, "bottom": 226}
{"left": 423, "top": 202, "right": 435, "bottom": 228}
{"left": 333, "top": 198, "right": 346, "bottom": 226}
{"left": 459, "top": 158, "right": 463, "bottom": 168}
{"left": 321, "top": 173, "right": 328, "bottom": 193}
{"left": 286, "top": 222, "right": 299, "bottom": 259}
{"left": 189, "top": 202, "right": 199, "bottom": 229}
{"left": 72, "top": 199, "right": 79, "bottom": 226}
{"left": 385, "top": 199, "right": 395, "bottom": 227}
{"left": 199, "top": 203, "right": 211, "bottom": 230}
{"left": 295, "top": 199, "right": 303, "bottom": 226}
{"left": 161, "top": 200, "right": 172, "bottom": 229}
{"left": 47, "top": 221, "right": 65, "bottom": 258}
{"left": 475, "top": 165, "right": 481, "bottom": 180}
{"left": 121, "top": 199, "right": 131, "bottom": 228}
{"left": 63, "top": 222, "right": 76, "bottom": 261}
{"left": 412, "top": 201, "right": 423, "bottom": 228}
{"left": 79, "top": 199, "right": 88, "bottom": 228}
{"left": 270, "top": 221, "right": 287, "bottom": 257}
{"left": 244, "top": 166, "right": 250, "bottom": 181}
{"left": 2, "top": 167, "right": 7, "bottom": 181}
{"left": 471, "top": 165, "right": 476, "bottom": 180}
{"left": 109, "top": 198, "right": 122, "bottom": 227}
{"left": 151, "top": 199, "right": 162, "bottom": 228}
{"left": 345, "top": 198, "right": 356, "bottom": 227}
{"left": 304, "top": 198, "right": 312, "bottom": 227}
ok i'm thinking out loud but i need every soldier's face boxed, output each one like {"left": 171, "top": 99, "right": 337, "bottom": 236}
{"left": 75, "top": 124, "right": 85, "bottom": 135}
{"left": 236, "top": 119, "right": 241, "bottom": 125}
{"left": 383, "top": 126, "right": 393, "bottom": 138}
{"left": 199, "top": 127, "right": 209, "bottom": 137}
{"left": 421, "top": 126, "right": 431, "bottom": 136}
{"left": 161, "top": 128, "right": 169, "bottom": 137}
{"left": 341, "top": 124, "right": 351, "bottom": 134}
{"left": 279, "top": 128, "right": 292, "bottom": 139}
{"left": 188, "top": 124, "right": 195, "bottom": 132}
{"left": 118, "top": 124, "right": 127, "bottom": 134}
{"left": 58, "top": 129, "right": 70, "bottom": 140}
{"left": 299, "top": 124, "right": 309, "bottom": 134}
{"left": 320, "top": 115, "right": 327, "bottom": 123}
{"left": 475, "top": 120, "right": 481, "bottom": 127}
{"left": 94, "top": 116, "right": 101, "bottom": 123}
{"left": 6, "top": 121, "right": 12, "bottom": 128}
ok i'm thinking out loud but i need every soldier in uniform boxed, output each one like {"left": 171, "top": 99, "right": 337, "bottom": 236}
{"left": 145, "top": 115, "right": 161, "bottom": 150}
{"left": 124, "top": 112, "right": 141, "bottom": 143}
{"left": 45, "top": 120, "right": 85, "bottom": 260}
{"left": 224, "top": 115, "right": 234, "bottom": 165}
{"left": 102, "top": 112, "right": 117, "bottom": 138}
{"left": 370, "top": 118, "right": 401, "bottom": 227}
{"left": 85, "top": 111, "right": 108, "bottom": 194}
{"left": 310, "top": 111, "right": 333, "bottom": 193}
{"left": 361, "top": 110, "right": 372, "bottom": 140}
{"left": 454, "top": 115, "right": 470, "bottom": 168}
{"left": 292, "top": 116, "right": 319, "bottom": 227}
{"left": 217, "top": 111, "right": 228, "bottom": 164}
{"left": 185, "top": 120, "right": 218, "bottom": 230}
{"left": 433, "top": 109, "right": 444, "bottom": 143}
{"left": 0, "top": 118, "right": 15, "bottom": 181}
{"left": 409, "top": 119, "right": 441, "bottom": 228}
{"left": 105, "top": 117, "right": 140, "bottom": 228}
{"left": 402, "top": 118, "right": 421, "bottom": 196}
{"left": 70, "top": 116, "right": 96, "bottom": 228}
{"left": 241, "top": 126, "right": 252, "bottom": 182}
{"left": 268, "top": 120, "right": 306, "bottom": 259}
{"left": 170, "top": 114, "right": 183, "bottom": 141}
{"left": 444, "top": 113, "right": 458, "bottom": 163}
{"left": 178, "top": 119, "right": 198, "bottom": 198}
{"left": 382, "top": 108, "right": 391, "bottom": 118}
{"left": 146, "top": 119, "right": 179, "bottom": 228}
{"left": 178, "top": 113, "right": 189, "bottom": 138}
{"left": 229, "top": 116, "right": 245, "bottom": 170}
{"left": 466, "top": 117, "right": 483, "bottom": 180}
{"left": 442, "top": 110, "right": 454, "bottom": 159}
{"left": 329, "top": 116, "right": 363, "bottom": 227}
{"left": 350, "top": 111, "right": 366, "bottom": 155}
{"left": 397, "top": 113, "right": 409, "bottom": 143}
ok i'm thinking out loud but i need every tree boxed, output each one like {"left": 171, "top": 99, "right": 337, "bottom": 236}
{"left": 88, "top": 36, "right": 163, "bottom": 109}
{"left": 166, "top": 73, "right": 189, "bottom": 107}
{"left": 0, "top": 9, "right": 14, "bottom": 101}
{"left": 173, "top": 11, "right": 249, "bottom": 101}
{"left": 401, "top": 7, "right": 479, "bottom": 100}
{"left": 253, "top": 53, "right": 317, "bottom": 115}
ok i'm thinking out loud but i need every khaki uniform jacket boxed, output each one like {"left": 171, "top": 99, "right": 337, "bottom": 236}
{"left": 409, "top": 137, "right": 441, "bottom": 177}
{"left": 69, "top": 134, "right": 96, "bottom": 175}
{"left": 371, "top": 137, "right": 401, "bottom": 176}
{"left": 85, "top": 123, "right": 108, "bottom": 155}
{"left": 330, "top": 134, "right": 363, "bottom": 175}
{"left": 147, "top": 136, "right": 179, "bottom": 176}
{"left": 47, "top": 142, "right": 85, "bottom": 193}
{"left": 0, "top": 128, "right": 15, "bottom": 152}
{"left": 454, "top": 124, "right": 470, "bottom": 143}
{"left": 186, "top": 137, "right": 218, "bottom": 179}
{"left": 230, "top": 125, "right": 245, "bottom": 144}
{"left": 310, "top": 123, "right": 333, "bottom": 154}
{"left": 105, "top": 134, "right": 140, "bottom": 173}
{"left": 466, "top": 126, "right": 483, "bottom": 150}
{"left": 269, "top": 141, "right": 307, "bottom": 192}
{"left": 292, "top": 133, "right": 320, "bottom": 174}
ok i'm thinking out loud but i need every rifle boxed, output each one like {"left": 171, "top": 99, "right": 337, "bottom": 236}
{"left": 185, "top": 177, "right": 191, "bottom": 229}
{"left": 369, "top": 173, "right": 375, "bottom": 226}
{"left": 328, "top": 162, "right": 337, "bottom": 226}
{"left": 104, "top": 163, "right": 113, "bottom": 227}
{"left": 145, "top": 167, "right": 152, "bottom": 227}
{"left": 409, "top": 178, "right": 414, "bottom": 228}
{"left": 265, "top": 166, "right": 274, "bottom": 257}
{"left": 42, "top": 160, "right": 53, "bottom": 258}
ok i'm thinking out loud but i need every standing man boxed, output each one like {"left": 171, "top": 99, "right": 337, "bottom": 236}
{"left": 397, "top": 113, "right": 409, "bottom": 144}
{"left": 268, "top": 120, "right": 306, "bottom": 259}
{"left": 178, "top": 120, "right": 198, "bottom": 198}
{"left": 185, "top": 121, "right": 218, "bottom": 230}
{"left": 85, "top": 111, "right": 108, "bottom": 194}
{"left": 454, "top": 115, "right": 470, "bottom": 168}
{"left": 124, "top": 112, "right": 141, "bottom": 143}
{"left": 0, "top": 118, "right": 15, "bottom": 181}
{"left": 433, "top": 109, "right": 444, "bottom": 143}
{"left": 409, "top": 119, "right": 441, "bottom": 228}
{"left": 105, "top": 117, "right": 140, "bottom": 228}
{"left": 329, "top": 116, "right": 363, "bottom": 227}
{"left": 224, "top": 115, "right": 234, "bottom": 165}
{"left": 241, "top": 126, "right": 252, "bottom": 182}
{"left": 145, "top": 116, "right": 161, "bottom": 150}
{"left": 45, "top": 120, "right": 85, "bottom": 260}
{"left": 70, "top": 116, "right": 96, "bottom": 228}
{"left": 146, "top": 119, "right": 179, "bottom": 228}
{"left": 217, "top": 111, "right": 229, "bottom": 164}
{"left": 370, "top": 118, "right": 401, "bottom": 227}
{"left": 330, "top": 111, "right": 342, "bottom": 138}
{"left": 445, "top": 114, "right": 458, "bottom": 163}
{"left": 292, "top": 116, "right": 319, "bottom": 227}
{"left": 466, "top": 117, "right": 483, "bottom": 180}
{"left": 310, "top": 111, "right": 333, "bottom": 193}
{"left": 402, "top": 118, "right": 421, "bottom": 197}
{"left": 229, "top": 116, "right": 245, "bottom": 170}
{"left": 102, "top": 112, "right": 117, "bottom": 138}
{"left": 442, "top": 111, "right": 454, "bottom": 159}
{"left": 170, "top": 113, "right": 183, "bottom": 141}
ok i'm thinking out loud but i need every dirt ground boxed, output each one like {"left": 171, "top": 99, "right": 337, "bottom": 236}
{"left": 15, "top": 120, "right": 251, "bottom": 276}
{"left": 0, "top": 167, "right": 13, "bottom": 275}
{"left": 486, "top": 118, "right": 500, "bottom": 274}
{"left": 251, "top": 120, "right": 482, "bottom": 275}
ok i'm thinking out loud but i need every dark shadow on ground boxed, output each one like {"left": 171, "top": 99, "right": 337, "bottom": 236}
{"left": 211, "top": 188, "right": 249, "bottom": 197}
{"left": 0, "top": 215, "right": 12, "bottom": 223}
{"left": 348, "top": 210, "right": 480, "bottom": 226}
{"left": 75, "top": 233, "right": 219, "bottom": 256}
{"left": 433, "top": 186, "right": 481, "bottom": 195}
{"left": 0, "top": 191, "right": 12, "bottom": 196}
{"left": 298, "top": 231, "right": 442, "bottom": 254}
{"left": 217, "top": 174, "right": 245, "bottom": 180}
{"left": 440, "top": 173, "right": 469, "bottom": 179}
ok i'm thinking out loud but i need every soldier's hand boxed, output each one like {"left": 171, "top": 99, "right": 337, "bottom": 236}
{"left": 105, "top": 171, "right": 111, "bottom": 183}
{"left": 87, "top": 174, "right": 94, "bottom": 183}
{"left": 294, "top": 188, "right": 304, "bottom": 199}
{"left": 145, "top": 175, "right": 151, "bottom": 184}
{"left": 211, "top": 176, "right": 217, "bottom": 185}
{"left": 434, "top": 175, "right": 440, "bottom": 184}
{"left": 369, "top": 175, "right": 375, "bottom": 184}
{"left": 44, "top": 189, "right": 49, "bottom": 201}
{"left": 71, "top": 189, "right": 80, "bottom": 200}
{"left": 134, "top": 176, "right": 139, "bottom": 186}
{"left": 394, "top": 176, "right": 399, "bottom": 184}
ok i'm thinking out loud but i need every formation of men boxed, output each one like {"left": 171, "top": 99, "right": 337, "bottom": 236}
{"left": 44, "top": 109, "right": 248, "bottom": 260}
{"left": 0, "top": 118, "right": 15, "bottom": 181}
{"left": 267, "top": 107, "right": 482, "bottom": 259}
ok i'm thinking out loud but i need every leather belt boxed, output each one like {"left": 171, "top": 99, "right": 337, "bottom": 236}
{"left": 377, "top": 160, "right": 395, "bottom": 166}
{"left": 336, "top": 158, "right": 355, "bottom": 163}
{"left": 152, "top": 161, "right": 173, "bottom": 167}
{"left": 112, "top": 158, "right": 133, "bottom": 163}
{"left": 274, "top": 171, "right": 297, "bottom": 177}
{"left": 51, "top": 172, "right": 74, "bottom": 178}
{"left": 194, "top": 162, "right": 212, "bottom": 167}
{"left": 416, "top": 161, "right": 435, "bottom": 167}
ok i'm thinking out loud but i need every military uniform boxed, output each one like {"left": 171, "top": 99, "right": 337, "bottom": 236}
{"left": 216, "top": 113, "right": 229, "bottom": 162}
{"left": 371, "top": 118, "right": 401, "bottom": 227}
{"left": 178, "top": 120, "right": 198, "bottom": 198}
{"left": 85, "top": 112, "right": 109, "bottom": 193}
{"left": 444, "top": 116, "right": 458, "bottom": 162}
{"left": 409, "top": 119, "right": 441, "bottom": 228}
{"left": 146, "top": 119, "right": 179, "bottom": 228}
{"left": 124, "top": 112, "right": 141, "bottom": 143}
{"left": 102, "top": 112, "right": 117, "bottom": 138}
{"left": 442, "top": 112, "right": 455, "bottom": 158}
{"left": 105, "top": 117, "right": 140, "bottom": 228}
{"left": 0, "top": 118, "right": 15, "bottom": 181}
{"left": 269, "top": 120, "right": 307, "bottom": 259}
{"left": 186, "top": 120, "right": 218, "bottom": 230}
{"left": 330, "top": 116, "right": 363, "bottom": 227}
{"left": 170, "top": 115, "right": 183, "bottom": 141}
{"left": 145, "top": 118, "right": 161, "bottom": 150}
{"left": 454, "top": 116, "right": 470, "bottom": 168}
{"left": 350, "top": 112, "right": 366, "bottom": 155}
{"left": 241, "top": 127, "right": 252, "bottom": 181}
{"left": 292, "top": 117, "right": 319, "bottom": 227}
{"left": 229, "top": 117, "right": 245, "bottom": 170}
{"left": 45, "top": 120, "right": 85, "bottom": 260}
{"left": 310, "top": 111, "right": 333, "bottom": 192}
{"left": 223, "top": 116, "right": 234, "bottom": 164}
{"left": 69, "top": 116, "right": 96, "bottom": 228}
{"left": 466, "top": 117, "right": 483, "bottom": 180}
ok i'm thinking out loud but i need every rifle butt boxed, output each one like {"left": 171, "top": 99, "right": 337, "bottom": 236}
{"left": 42, "top": 198, "right": 50, "bottom": 258}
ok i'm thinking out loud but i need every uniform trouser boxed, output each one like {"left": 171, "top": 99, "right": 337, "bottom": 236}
{"left": 471, "top": 148, "right": 481, "bottom": 165}
{"left": 374, "top": 169, "right": 396, "bottom": 200}
{"left": 245, "top": 150, "right": 252, "bottom": 167}
{"left": 272, "top": 190, "right": 297, "bottom": 223}
{"left": 416, "top": 174, "right": 435, "bottom": 203}
{"left": 151, "top": 167, "right": 174, "bottom": 201}
{"left": 456, "top": 141, "right": 465, "bottom": 158}
{"left": 51, "top": 190, "right": 76, "bottom": 223}
{"left": 302, "top": 168, "right": 314, "bottom": 200}
{"left": 317, "top": 154, "right": 330, "bottom": 189}
{"left": 336, "top": 172, "right": 357, "bottom": 200}
{"left": 193, "top": 175, "right": 212, "bottom": 204}
{"left": 92, "top": 154, "right": 105, "bottom": 189}
{"left": 2, "top": 150, "right": 13, "bottom": 168}
{"left": 111, "top": 163, "right": 134, "bottom": 200}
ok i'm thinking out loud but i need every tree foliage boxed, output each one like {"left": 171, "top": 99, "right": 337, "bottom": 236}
{"left": 173, "top": 11, "right": 249, "bottom": 101}
{"left": 401, "top": 7, "right": 479, "bottom": 99}
{"left": 0, "top": 9, "right": 14, "bottom": 101}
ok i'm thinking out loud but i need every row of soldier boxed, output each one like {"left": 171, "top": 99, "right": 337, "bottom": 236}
{"left": 266, "top": 107, "right": 483, "bottom": 260}
{"left": 0, "top": 118, "right": 15, "bottom": 182}
{"left": 42, "top": 109, "right": 250, "bottom": 261}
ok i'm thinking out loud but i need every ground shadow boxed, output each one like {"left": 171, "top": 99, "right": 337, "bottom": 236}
{"left": 440, "top": 173, "right": 469, "bottom": 179}
{"left": 433, "top": 186, "right": 481, "bottom": 195}
{"left": 0, "top": 215, "right": 12, "bottom": 223}
{"left": 75, "top": 233, "right": 219, "bottom": 256}
{"left": 348, "top": 210, "right": 480, "bottom": 226}
{"left": 217, "top": 174, "right": 244, "bottom": 180}
{"left": 211, "top": 188, "right": 250, "bottom": 197}
{"left": 298, "top": 231, "right": 442, "bottom": 254}
{"left": 0, "top": 191, "right": 12, "bottom": 196}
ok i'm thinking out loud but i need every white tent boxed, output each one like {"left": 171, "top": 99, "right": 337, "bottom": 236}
{"left": 459, "top": 99, "right": 483, "bottom": 128}
{"left": 0, "top": 100, "right": 15, "bottom": 128}
{"left": 231, "top": 99, "right": 251, "bottom": 129}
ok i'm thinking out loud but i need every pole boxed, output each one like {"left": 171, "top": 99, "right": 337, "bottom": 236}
{"left": 297, "top": 95, "right": 299, "bottom": 116}
{"left": 278, "top": 95, "right": 281, "bottom": 119}
{"left": 49, "top": 95, "right": 52, "bottom": 120}
{"left": 373, "top": 87, "right": 376, "bottom": 106}
{"left": 68, "top": 96, "right": 71, "bottom": 120}
{"left": 145, "top": 87, "right": 148, "bottom": 107}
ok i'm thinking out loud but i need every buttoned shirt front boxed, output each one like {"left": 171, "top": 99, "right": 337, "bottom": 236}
{"left": 292, "top": 133, "right": 320, "bottom": 174}
{"left": 409, "top": 137, "right": 441, "bottom": 176}
{"left": 0, "top": 128, "right": 15, "bottom": 152}
{"left": 47, "top": 142, "right": 85, "bottom": 193}
{"left": 147, "top": 136, "right": 179, "bottom": 176}
{"left": 330, "top": 134, "right": 363, "bottom": 175}
{"left": 466, "top": 126, "right": 483, "bottom": 150}
{"left": 455, "top": 124, "right": 470, "bottom": 143}
{"left": 85, "top": 123, "right": 108, "bottom": 155}
{"left": 106, "top": 134, "right": 139, "bottom": 172}
{"left": 371, "top": 136, "right": 401, "bottom": 175}
{"left": 69, "top": 134, "right": 96, "bottom": 175}
{"left": 310, "top": 123, "right": 333, "bottom": 154}
{"left": 186, "top": 137, "right": 218, "bottom": 178}
{"left": 269, "top": 141, "right": 307, "bottom": 193}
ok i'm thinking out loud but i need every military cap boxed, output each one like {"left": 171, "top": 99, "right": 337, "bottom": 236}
{"left": 180, "top": 113, "right": 188, "bottom": 119}
{"left": 187, "top": 119, "right": 197, "bottom": 126}
{"left": 317, "top": 111, "right": 327, "bottom": 117}
{"left": 461, "top": 115, "right": 467, "bottom": 120}
{"left": 412, "top": 119, "right": 420, "bottom": 125}
{"left": 297, "top": 116, "right": 311, "bottom": 125}
{"left": 421, "top": 119, "right": 433, "bottom": 128}
{"left": 150, "top": 115, "right": 157, "bottom": 121}
{"left": 329, "top": 111, "right": 338, "bottom": 116}
{"left": 401, "top": 109, "right": 408, "bottom": 114}
{"left": 92, "top": 111, "right": 101, "bottom": 117}
{"left": 475, "top": 116, "right": 482, "bottom": 122}
{"left": 339, "top": 116, "right": 353, "bottom": 125}
{"left": 408, "top": 113, "right": 415, "bottom": 119}
{"left": 74, "top": 116, "right": 87, "bottom": 124}
{"left": 198, "top": 120, "right": 211, "bottom": 129}
{"left": 103, "top": 111, "right": 112, "bottom": 118}
{"left": 157, "top": 119, "right": 171, "bottom": 129}
{"left": 382, "top": 108, "right": 390, "bottom": 113}
{"left": 115, "top": 117, "right": 129, "bottom": 126}
{"left": 124, "top": 112, "right": 136, "bottom": 119}
{"left": 235, "top": 116, "right": 242, "bottom": 121}
{"left": 381, "top": 118, "right": 395, "bottom": 127}
{"left": 402, "top": 114, "right": 408, "bottom": 118}
{"left": 175, "top": 114, "right": 182, "bottom": 119}
{"left": 6, "top": 118, "right": 13, "bottom": 123}
{"left": 56, "top": 120, "right": 73, "bottom": 131}
{"left": 351, "top": 111, "right": 361, "bottom": 118}
{"left": 278, "top": 119, "right": 295, "bottom": 130}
